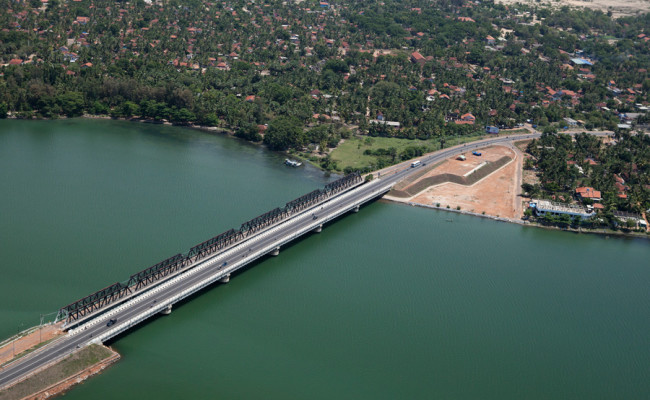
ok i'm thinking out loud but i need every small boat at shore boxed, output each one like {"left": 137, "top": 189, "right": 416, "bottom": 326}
{"left": 285, "top": 159, "right": 302, "bottom": 167}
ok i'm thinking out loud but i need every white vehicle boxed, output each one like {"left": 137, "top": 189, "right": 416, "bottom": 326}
{"left": 411, "top": 160, "right": 422, "bottom": 168}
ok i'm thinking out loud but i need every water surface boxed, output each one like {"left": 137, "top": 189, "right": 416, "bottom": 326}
{"left": 0, "top": 119, "right": 648, "bottom": 399}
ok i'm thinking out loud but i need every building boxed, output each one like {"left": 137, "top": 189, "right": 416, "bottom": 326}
{"left": 530, "top": 200, "right": 594, "bottom": 219}
{"left": 576, "top": 187, "right": 601, "bottom": 202}
{"left": 455, "top": 113, "right": 475, "bottom": 125}
{"left": 563, "top": 117, "right": 578, "bottom": 127}
{"left": 613, "top": 211, "right": 647, "bottom": 229}
{"left": 369, "top": 120, "right": 400, "bottom": 128}
{"left": 411, "top": 51, "right": 425, "bottom": 65}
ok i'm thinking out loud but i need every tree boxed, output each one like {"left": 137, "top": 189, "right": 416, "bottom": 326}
{"left": 263, "top": 116, "right": 305, "bottom": 151}
{"left": 236, "top": 123, "right": 262, "bottom": 142}
{"left": 56, "top": 92, "right": 85, "bottom": 117}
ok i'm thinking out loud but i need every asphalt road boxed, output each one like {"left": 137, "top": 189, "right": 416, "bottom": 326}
{"left": 0, "top": 130, "right": 610, "bottom": 390}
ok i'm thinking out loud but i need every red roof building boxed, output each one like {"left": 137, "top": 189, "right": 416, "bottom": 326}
{"left": 411, "top": 51, "right": 425, "bottom": 64}
{"left": 576, "top": 187, "right": 601, "bottom": 201}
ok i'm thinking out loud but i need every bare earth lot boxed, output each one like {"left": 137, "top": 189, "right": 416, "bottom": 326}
{"left": 496, "top": 0, "right": 650, "bottom": 17}
{"left": 386, "top": 145, "right": 524, "bottom": 220}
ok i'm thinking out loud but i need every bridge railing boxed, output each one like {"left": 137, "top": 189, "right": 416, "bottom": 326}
{"left": 56, "top": 172, "right": 363, "bottom": 326}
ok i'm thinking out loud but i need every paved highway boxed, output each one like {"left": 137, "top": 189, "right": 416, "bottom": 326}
{"left": 0, "top": 131, "right": 610, "bottom": 390}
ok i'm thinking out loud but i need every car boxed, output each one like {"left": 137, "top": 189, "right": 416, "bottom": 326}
{"left": 106, "top": 318, "right": 117, "bottom": 327}
{"left": 313, "top": 215, "right": 318, "bottom": 220}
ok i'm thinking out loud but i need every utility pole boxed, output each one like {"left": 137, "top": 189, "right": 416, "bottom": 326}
{"left": 39, "top": 314, "right": 45, "bottom": 344}
{"left": 13, "top": 323, "right": 23, "bottom": 357}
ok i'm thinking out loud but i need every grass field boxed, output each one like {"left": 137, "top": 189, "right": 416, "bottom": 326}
{"left": 0, "top": 344, "right": 115, "bottom": 400}
{"left": 330, "top": 134, "right": 485, "bottom": 171}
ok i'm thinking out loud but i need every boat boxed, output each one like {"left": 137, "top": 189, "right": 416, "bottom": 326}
{"left": 285, "top": 159, "right": 302, "bottom": 167}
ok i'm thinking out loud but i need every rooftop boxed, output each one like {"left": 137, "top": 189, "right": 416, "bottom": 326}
{"left": 532, "top": 199, "right": 594, "bottom": 217}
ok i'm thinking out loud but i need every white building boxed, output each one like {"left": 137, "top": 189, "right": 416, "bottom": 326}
{"left": 530, "top": 199, "right": 594, "bottom": 219}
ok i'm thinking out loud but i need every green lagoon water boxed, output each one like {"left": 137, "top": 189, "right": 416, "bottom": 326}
{"left": 0, "top": 119, "right": 649, "bottom": 399}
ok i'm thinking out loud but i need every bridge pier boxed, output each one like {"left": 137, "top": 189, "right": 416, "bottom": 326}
{"left": 219, "top": 274, "right": 230, "bottom": 283}
{"left": 270, "top": 247, "right": 280, "bottom": 256}
{"left": 353, "top": 205, "right": 360, "bottom": 213}
{"left": 160, "top": 304, "right": 172, "bottom": 315}
{"left": 313, "top": 224, "right": 323, "bottom": 233}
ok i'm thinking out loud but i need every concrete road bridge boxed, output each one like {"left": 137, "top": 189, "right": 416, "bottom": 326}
{"left": 1, "top": 131, "right": 609, "bottom": 390}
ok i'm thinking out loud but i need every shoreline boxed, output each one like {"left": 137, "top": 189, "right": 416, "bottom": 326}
{"left": 6, "top": 117, "right": 645, "bottom": 240}
{"left": 0, "top": 344, "right": 119, "bottom": 400}
{"left": 384, "top": 198, "right": 649, "bottom": 241}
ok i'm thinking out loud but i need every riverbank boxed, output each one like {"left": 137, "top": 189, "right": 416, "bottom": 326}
{"left": 381, "top": 141, "right": 649, "bottom": 241}
{"left": 0, "top": 344, "right": 119, "bottom": 400}
{"left": 384, "top": 200, "right": 649, "bottom": 240}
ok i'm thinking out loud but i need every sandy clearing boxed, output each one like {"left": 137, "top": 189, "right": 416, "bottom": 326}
{"left": 495, "top": 0, "right": 650, "bottom": 18}
{"left": 387, "top": 145, "right": 524, "bottom": 219}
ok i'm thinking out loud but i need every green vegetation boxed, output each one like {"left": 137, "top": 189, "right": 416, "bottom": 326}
{"left": 0, "top": 344, "right": 115, "bottom": 400}
{"left": 0, "top": 0, "right": 648, "bottom": 172}
{"left": 330, "top": 134, "right": 483, "bottom": 172}
{"left": 524, "top": 131, "right": 649, "bottom": 229}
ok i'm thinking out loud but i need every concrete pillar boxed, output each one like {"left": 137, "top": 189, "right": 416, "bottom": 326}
{"left": 161, "top": 304, "right": 172, "bottom": 315}
{"left": 219, "top": 274, "right": 230, "bottom": 283}
{"left": 353, "top": 205, "right": 360, "bottom": 213}
{"left": 313, "top": 224, "right": 323, "bottom": 233}
{"left": 270, "top": 247, "right": 280, "bottom": 256}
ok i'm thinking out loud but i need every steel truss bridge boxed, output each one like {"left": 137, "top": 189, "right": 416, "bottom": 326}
{"left": 56, "top": 171, "right": 363, "bottom": 325}
{"left": 1, "top": 133, "right": 559, "bottom": 391}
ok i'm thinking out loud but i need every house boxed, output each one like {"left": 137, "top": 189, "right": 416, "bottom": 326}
{"left": 410, "top": 51, "right": 425, "bottom": 65}
{"left": 486, "top": 35, "right": 495, "bottom": 45}
{"left": 575, "top": 187, "right": 601, "bottom": 202}
{"left": 455, "top": 113, "right": 475, "bottom": 125}
{"left": 564, "top": 117, "right": 578, "bottom": 127}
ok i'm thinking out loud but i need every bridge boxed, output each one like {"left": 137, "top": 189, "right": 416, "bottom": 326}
{"left": 0, "top": 132, "right": 561, "bottom": 389}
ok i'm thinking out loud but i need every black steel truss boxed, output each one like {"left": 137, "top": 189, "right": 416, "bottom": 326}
{"left": 59, "top": 172, "right": 366, "bottom": 325}
{"left": 285, "top": 189, "right": 326, "bottom": 213}
{"left": 324, "top": 172, "right": 361, "bottom": 195}
{"left": 187, "top": 228, "right": 238, "bottom": 262}
{"left": 127, "top": 253, "right": 188, "bottom": 291}
{"left": 240, "top": 207, "right": 288, "bottom": 237}
{"left": 59, "top": 282, "right": 131, "bottom": 322}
